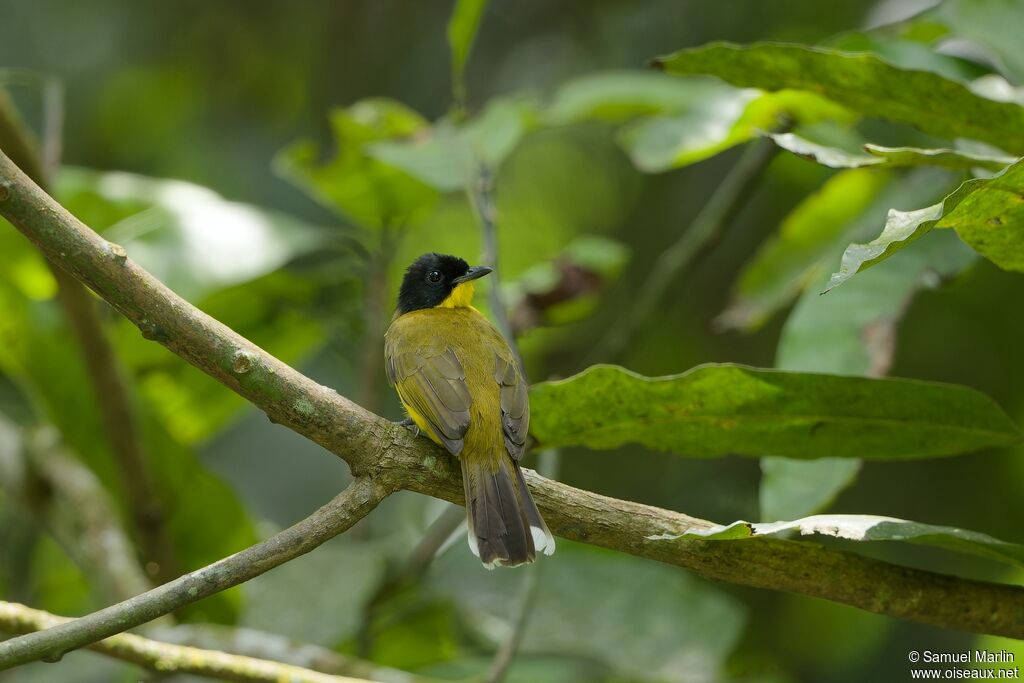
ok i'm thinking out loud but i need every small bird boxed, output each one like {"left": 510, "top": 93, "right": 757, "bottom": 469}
{"left": 385, "top": 253, "right": 555, "bottom": 568}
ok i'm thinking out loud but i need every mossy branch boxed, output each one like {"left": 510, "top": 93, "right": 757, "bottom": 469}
{"left": 0, "top": 148, "right": 1023, "bottom": 670}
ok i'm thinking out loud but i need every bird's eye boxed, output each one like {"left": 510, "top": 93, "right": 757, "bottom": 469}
{"left": 426, "top": 270, "right": 443, "bottom": 284}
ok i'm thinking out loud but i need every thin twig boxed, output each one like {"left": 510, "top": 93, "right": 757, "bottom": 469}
{"left": 0, "top": 601, "right": 373, "bottom": 683}
{"left": 588, "top": 135, "right": 782, "bottom": 364}
{"left": 0, "top": 87, "right": 178, "bottom": 583}
{"left": 356, "top": 225, "right": 398, "bottom": 414}
{"left": 469, "top": 162, "right": 520, "bottom": 363}
{"left": 1, "top": 150, "right": 1023, "bottom": 661}
{"left": 0, "top": 476, "right": 388, "bottom": 669}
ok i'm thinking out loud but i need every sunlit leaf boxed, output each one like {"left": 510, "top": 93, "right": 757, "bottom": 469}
{"left": 765, "top": 132, "right": 882, "bottom": 168}
{"left": 546, "top": 71, "right": 738, "bottom": 124}
{"left": 767, "top": 132, "right": 1018, "bottom": 171}
{"left": 57, "top": 168, "right": 328, "bottom": 301}
{"left": 654, "top": 42, "right": 1024, "bottom": 154}
{"left": 718, "top": 168, "right": 893, "bottom": 331}
{"left": 827, "top": 158, "right": 1024, "bottom": 290}
{"left": 620, "top": 88, "right": 852, "bottom": 172}
{"left": 663, "top": 514, "right": 1024, "bottom": 569}
{"left": 864, "top": 144, "right": 1016, "bottom": 171}
{"left": 529, "top": 364, "right": 1020, "bottom": 459}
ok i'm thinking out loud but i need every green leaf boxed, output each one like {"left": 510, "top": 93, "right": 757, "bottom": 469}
{"left": 767, "top": 132, "right": 1017, "bottom": 171}
{"left": 546, "top": 71, "right": 740, "bottom": 124}
{"left": 827, "top": 158, "right": 1024, "bottom": 290}
{"left": 276, "top": 99, "right": 438, "bottom": 229}
{"left": 56, "top": 168, "right": 328, "bottom": 301}
{"left": 447, "top": 0, "right": 488, "bottom": 104}
{"left": 766, "top": 132, "right": 882, "bottom": 168}
{"left": 781, "top": 231, "right": 975, "bottom": 377}
{"left": 665, "top": 514, "right": 1024, "bottom": 570}
{"left": 762, "top": 230, "right": 976, "bottom": 521}
{"left": 528, "top": 364, "right": 1020, "bottom": 459}
{"left": 654, "top": 42, "right": 1024, "bottom": 154}
{"left": 428, "top": 540, "right": 746, "bottom": 683}
{"left": 863, "top": 144, "right": 1017, "bottom": 171}
{"left": 933, "top": 0, "right": 1024, "bottom": 84}
{"left": 718, "top": 168, "right": 892, "bottom": 331}
{"left": 368, "top": 96, "right": 536, "bottom": 192}
{"left": 620, "top": 88, "right": 851, "bottom": 172}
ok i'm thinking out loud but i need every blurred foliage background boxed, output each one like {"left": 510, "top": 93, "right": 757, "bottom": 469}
{"left": 3, "top": 0, "right": 1024, "bottom": 681}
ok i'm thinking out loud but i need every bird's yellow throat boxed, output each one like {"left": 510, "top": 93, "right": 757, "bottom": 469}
{"left": 438, "top": 281, "right": 476, "bottom": 309}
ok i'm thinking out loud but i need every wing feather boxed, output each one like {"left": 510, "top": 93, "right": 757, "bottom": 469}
{"left": 494, "top": 352, "right": 530, "bottom": 460}
{"left": 386, "top": 346, "right": 472, "bottom": 455}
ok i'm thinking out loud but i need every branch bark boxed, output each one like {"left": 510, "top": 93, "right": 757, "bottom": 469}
{"left": 0, "top": 601, "right": 373, "bottom": 683}
{"left": 1, "top": 148, "right": 1023, "bottom": 667}
{"left": 0, "top": 476, "right": 387, "bottom": 669}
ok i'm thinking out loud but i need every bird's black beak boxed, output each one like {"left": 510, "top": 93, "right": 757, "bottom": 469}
{"left": 453, "top": 265, "right": 493, "bottom": 284}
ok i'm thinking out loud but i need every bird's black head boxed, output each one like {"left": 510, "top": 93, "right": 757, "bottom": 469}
{"left": 396, "top": 253, "right": 492, "bottom": 315}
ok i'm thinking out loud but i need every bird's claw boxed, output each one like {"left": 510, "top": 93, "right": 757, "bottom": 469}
{"left": 394, "top": 417, "right": 420, "bottom": 438}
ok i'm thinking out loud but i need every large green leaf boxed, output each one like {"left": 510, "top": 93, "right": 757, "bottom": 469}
{"left": 654, "top": 42, "right": 1024, "bottom": 154}
{"left": 662, "top": 514, "right": 1024, "bottom": 570}
{"left": 528, "top": 364, "right": 1020, "bottom": 459}
{"left": 276, "top": 99, "right": 438, "bottom": 229}
{"left": 827, "top": 158, "right": 1024, "bottom": 290}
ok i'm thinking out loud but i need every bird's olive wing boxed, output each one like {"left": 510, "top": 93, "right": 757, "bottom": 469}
{"left": 386, "top": 347, "right": 472, "bottom": 455}
{"left": 495, "top": 352, "right": 529, "bottom": 460}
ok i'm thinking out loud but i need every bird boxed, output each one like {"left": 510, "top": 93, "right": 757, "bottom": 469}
{"left": 384, "top": 252, "right": 555, "bottom": 568}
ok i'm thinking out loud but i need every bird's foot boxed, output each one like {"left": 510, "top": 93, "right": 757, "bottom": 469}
{"left": 394, "top": 417, "right": 420, "bottom": 438}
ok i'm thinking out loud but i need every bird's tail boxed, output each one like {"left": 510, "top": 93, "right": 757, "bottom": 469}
{"left": 462, "top": 456, "right": 556, "bottom": 569}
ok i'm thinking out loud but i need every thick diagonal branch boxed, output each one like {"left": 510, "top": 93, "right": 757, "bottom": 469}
{"left": 0, "top": 92, "right": 177, "bottom": 581}
{"left": 1, "top": 149, "right": 1023, "bottom": 669}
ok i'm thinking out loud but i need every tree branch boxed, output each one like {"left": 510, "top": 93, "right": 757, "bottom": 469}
{"left": 1, "top": 148, "right": 1023, "bottom": 668}
{"left": 0, "top": 90, "right": 178, "bottom": 582}
{"left": 0, "top": 601, "right": 374, "bottom": 683}
{"left": 0, "top": 476, "right": 388, "bottom": 669}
